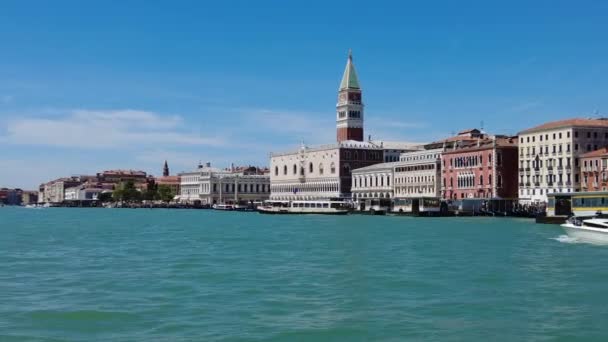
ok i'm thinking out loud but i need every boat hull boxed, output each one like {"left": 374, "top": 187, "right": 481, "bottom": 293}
{"left": 562, "top": 224, "right": 608, "bottom": 244}
{"left": 257, "top": 208, "right": 349, "bottom": 215}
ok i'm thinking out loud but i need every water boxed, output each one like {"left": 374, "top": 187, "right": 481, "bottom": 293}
{"left": 2, "top": 207, "right": 608, "bottom": 341}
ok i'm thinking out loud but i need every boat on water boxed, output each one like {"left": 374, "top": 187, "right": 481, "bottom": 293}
{"left": 257, "top": 200, "right": 350, "bottom": 215}
{"left": 561, "top": 215, "right": 608, "bottom": 244}
{"left": 213, "top": 204, "right": 235, "bottom": 211}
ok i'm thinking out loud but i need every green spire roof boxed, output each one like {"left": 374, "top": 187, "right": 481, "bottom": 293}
{"left": 339, "top": 50, "right": 360, "bottom": 90}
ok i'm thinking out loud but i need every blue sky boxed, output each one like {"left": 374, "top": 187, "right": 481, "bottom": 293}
{"left": 1, "top": 0, "right": 608, "bottom": 189}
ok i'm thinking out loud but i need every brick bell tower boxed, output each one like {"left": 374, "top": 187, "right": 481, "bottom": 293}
{"left": 336, "top": 49, "right": 364, "bottom": 142}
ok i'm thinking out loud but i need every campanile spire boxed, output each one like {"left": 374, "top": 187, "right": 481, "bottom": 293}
{"left": 336, "top": 50, "right": 364, "bottom": 142}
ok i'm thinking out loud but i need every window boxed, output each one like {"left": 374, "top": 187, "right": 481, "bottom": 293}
{"left": 319, "top": 163, "right": 324, "bottom": 175}
{"left": 274, "top": 166, "right": 278, "bottom": 176}
{"left": 343, "top": 164, "right": 351, "bottom": 175}
{"left": 575, "top": 131, "right": 579, "bottom": 138}
{"left": 283, "top": 165, "right": 288, "bottom": 175}
{"left": 293, "top": 164, "right": 297, "bottom": 175}
{"left": 309, "top": 162, "right": 313, "bottom": 173}
{"left": 330, "top": 162, "right": 336, "bottom": 174}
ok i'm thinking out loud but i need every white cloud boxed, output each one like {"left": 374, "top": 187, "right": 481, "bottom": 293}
{"left": 1, "top": 109, "right": 225, "bottom": 148}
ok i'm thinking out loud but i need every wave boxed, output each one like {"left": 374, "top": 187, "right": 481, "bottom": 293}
{"left": 551, "top": 235, "right": 581, "bottom": 244}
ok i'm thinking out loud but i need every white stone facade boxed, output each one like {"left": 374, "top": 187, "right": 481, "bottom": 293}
{"left": 179, "top": 165, "right": 270, "bottom": 205}
{"left": 351, "top": 162, "right": 395, "bottom": 200}
{"left": 270, "top": 144, "right": 342, "bottom": 200}
{"left": 64, "top": 186, "right": 103, "bottom": 201}
{"left": 518, "top": 119, "right": 608, "bottom": 203}
{"left": 269, "top": 141, "right": 385, "bottom": 200}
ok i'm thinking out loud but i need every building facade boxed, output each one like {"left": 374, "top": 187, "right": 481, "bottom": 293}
{"left": 64, "top": 186, "right": 104, "bottom": 201}
{"left": 518, "top": 118, "right": 608, "bottom": 203}
{"left": 394, "top": 148, "right": 443, "bottom": 199}
{"left": 351, "top": 162, "right": 396, "bottom": 201}
{"left": 179, "top": 163, "right": 270, "bottom": 205}
{"left": 442, "top": 136, "right": 519, "bottom": 200}
{"left": 580, "top": 147, "right": 608, "bottom": 192}
{"left": 270, "top": 141, "right": 384, "bottom": 200}
{"left": 42, "top": 177, "right": 84, "bottom": 204}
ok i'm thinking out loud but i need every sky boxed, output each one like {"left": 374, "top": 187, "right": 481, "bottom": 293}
{"left": 1, "top": 0, "right": 608, "bottom": 189}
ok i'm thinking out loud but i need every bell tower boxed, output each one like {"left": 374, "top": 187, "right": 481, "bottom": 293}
{"left": 336, "top": 50, "right": 364, "bottom": 142}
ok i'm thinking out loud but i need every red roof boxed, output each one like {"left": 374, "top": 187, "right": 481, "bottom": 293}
{"left": 519, "top": 118, "right": 608, "bottom": 134}
{"left": 156, "top": 176, "right": 180, "bottom": 184}
{"left": 580, "top": 147, "right": 608, "bottom": 158}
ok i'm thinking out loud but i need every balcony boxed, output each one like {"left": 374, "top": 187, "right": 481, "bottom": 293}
{"left": 525, "top": 182, "right": 531, "bottom": 187}
{"left": 565, "top": 181, "right": 572, "bottom": 187}
{"left": 565, "top": 165, "right": 571, "bottom": 170}
{"left": 534, "top": 182, "right": 541, "bottom": 187}
{"left": 525, "top": 167, "right": 531, "bottom": 172}
{"left": 557, "top": 182, "right": 564, "bottom": 186}
{"left": 518, "top": 167, "right": 525, "bottom": 172}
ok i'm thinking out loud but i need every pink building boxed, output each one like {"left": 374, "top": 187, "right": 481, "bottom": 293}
{"left": 441, "top": 136, "right": 519, "bottom": 200}
{"left": 580, "top": 147, "right": 608, "bottom": 192}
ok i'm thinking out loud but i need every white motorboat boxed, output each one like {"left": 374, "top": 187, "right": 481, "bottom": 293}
{"left": 213, "top": 204, "right": 235, "bottom": 211}
{"left": 561, "top": 217, "right": 608, "bottom": 244}
{"left": 257, "top": 200, "right": 350, "bottom": 215}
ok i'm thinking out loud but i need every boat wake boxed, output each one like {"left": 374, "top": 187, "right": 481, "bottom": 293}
{"left": 552, "top": 235, "right": 581, "bottom": 244}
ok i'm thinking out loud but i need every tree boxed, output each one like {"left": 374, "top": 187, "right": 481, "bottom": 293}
{"left": 157, "top": 185, "right": 174, "bottom": 202}
{"left": 143, "top": 184, "right": 159, "bottom": 201}
{"left": 113, "top": 180, "right": 142, "bottom": 202}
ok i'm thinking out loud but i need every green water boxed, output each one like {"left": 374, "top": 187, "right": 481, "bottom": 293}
{"left": 1, "top": 207, "right": 608, "bottom": 341}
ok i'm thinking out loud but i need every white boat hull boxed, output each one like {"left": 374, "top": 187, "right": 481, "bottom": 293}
{"left": 561, "top": 224, "right": 608, "bottom": 244}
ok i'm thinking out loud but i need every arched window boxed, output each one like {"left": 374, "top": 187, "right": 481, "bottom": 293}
{"left": 293, "top": 164, "right": 297, "bottom": 175}
{"left": 343, "top": 164, "right": 351, "bottom": 175}
{"left": 330, "top": 162, "right": 336, "bottom": 174}
{"left": 309, "top": 162, "right": 313, "bottom": 173}
{"left": 479, "top": 175, "right": 483, "bottom": 185}
{"left": 283, "top": 165, "right": 287, "bottom": 175}
{"left": 274, "top": 166, "right": 278, "bottom": 176}
{"left": 319, "top": 163, "right": 324, "bottom": 175}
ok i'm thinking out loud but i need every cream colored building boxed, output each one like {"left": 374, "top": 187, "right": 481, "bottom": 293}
{"left": 351, "top": 148, "right": 442, "bottom": 202}
{"left": 351, "top": 162, "right": 396, "bottom": 200}
{"left": 179, "top": 163, "right": 270, "bottom": 205}
{"left": 518, "top": 118, "right": 608, "bottom": 203}
{"left": 42, "top": 177, "right": 83, "bottom": 204}
{"left": 394, "top": 148, "right": 443, "bottom": 198}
